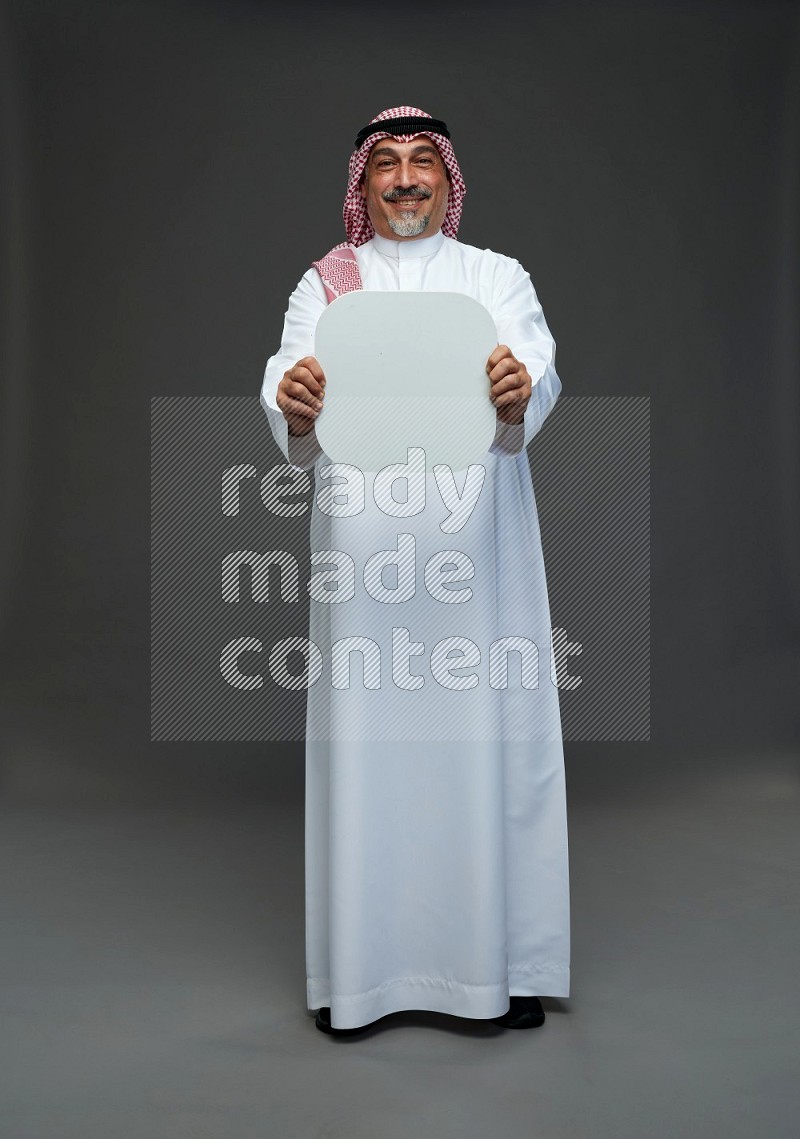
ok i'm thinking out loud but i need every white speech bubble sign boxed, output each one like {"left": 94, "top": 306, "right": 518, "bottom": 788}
{"left": 314, "top": 291, "right": 498, "bottom": 472}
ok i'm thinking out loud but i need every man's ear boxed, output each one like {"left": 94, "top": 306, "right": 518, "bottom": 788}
{"left": 359, "top": 175, "right": 367, "bottom": 200}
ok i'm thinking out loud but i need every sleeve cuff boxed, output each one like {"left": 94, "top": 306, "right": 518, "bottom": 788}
{"left": 286, "top": 424, "right": 324, "bottom": 470}
{"left": 489, "top": 417, "right": 527, "bottom": 457}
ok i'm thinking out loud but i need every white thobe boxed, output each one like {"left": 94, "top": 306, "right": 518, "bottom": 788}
{"left": 260, "top": 230, "right": 570, "bottom": 1029}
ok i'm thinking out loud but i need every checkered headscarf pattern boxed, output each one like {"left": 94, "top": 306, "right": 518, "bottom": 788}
{"left": 312, "top": 244, "right": 362, "bottom": 303}
{"left": 312, "top": 106, "right": 466, "bottom": 302}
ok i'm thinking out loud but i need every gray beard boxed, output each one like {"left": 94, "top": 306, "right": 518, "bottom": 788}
{"left": 387, "top": 212, "right": 431, "bottom": 238}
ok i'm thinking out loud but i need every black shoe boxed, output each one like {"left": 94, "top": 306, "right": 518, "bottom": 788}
{"left": 489, "top": 996, "right": 545, "bottom": 1029}
{"left": 314, "top": 1006, "right": 374, "bottom": 1036}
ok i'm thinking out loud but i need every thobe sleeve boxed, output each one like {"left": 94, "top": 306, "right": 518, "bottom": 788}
{"left": 260, "top": 268, "right": 329, "bottom": 471}
{"left": 489, "top": 258, "right": 562, "bottom": 458}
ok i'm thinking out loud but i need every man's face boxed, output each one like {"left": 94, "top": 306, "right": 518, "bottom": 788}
{"left": 360, "top": 136, "right": 450, "bottom": 240}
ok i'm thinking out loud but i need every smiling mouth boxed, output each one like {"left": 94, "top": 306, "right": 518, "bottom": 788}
{"left": 383, "top": 189, "right": 432, "bottom": 210}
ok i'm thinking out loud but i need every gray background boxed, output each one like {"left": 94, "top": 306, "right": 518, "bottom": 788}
{"left": 0, "top": 1, "right": 798, "bottom": 1136}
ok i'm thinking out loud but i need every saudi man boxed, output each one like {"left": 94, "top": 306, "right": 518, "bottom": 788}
{"left": 260, "top": 106, "right": 570, "bottom": 1035}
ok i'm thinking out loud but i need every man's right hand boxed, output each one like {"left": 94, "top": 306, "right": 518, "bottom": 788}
{"left": 276, "top": 356, "right": 326, "bottom": 436}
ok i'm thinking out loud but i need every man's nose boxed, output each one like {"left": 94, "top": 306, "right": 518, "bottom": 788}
{"left": 395, "top": 161, "right": 417, "bottom": 187}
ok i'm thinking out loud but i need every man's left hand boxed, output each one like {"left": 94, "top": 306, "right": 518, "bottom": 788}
{"left": 486, "top": 345, "right": 531, "bottom": 425}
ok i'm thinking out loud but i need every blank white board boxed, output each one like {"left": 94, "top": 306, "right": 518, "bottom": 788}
{"left": 314, "top": 291, "right": 498, "bottom": 472}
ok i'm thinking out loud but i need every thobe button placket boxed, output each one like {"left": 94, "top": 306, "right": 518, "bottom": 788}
{"left": 371, "top": 231, "right": 445, "bottom": 290}
{"left": 406, "top": 261, "right": 424, "bottom": 290}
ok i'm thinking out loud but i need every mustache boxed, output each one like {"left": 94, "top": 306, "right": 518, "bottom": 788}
{"left": 381, "top": 186, "right": 433, "bottom": 202}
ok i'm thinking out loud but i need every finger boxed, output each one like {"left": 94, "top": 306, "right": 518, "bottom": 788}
{"left": 281, "top": 395, "right": 320, "bottom": 421}
{"left": 277, "top": 390, "right": 321, "bottom": 422}
{"left": 284, "top": 377, "right": 324, "bottom": 409}
{"left": 486, "top": 344, "right": 513, "bottom": 371}
{"left": 488, "top": 359, "right": 520, "bottom": 385}
{"left": 494, "top": 389, "right": 529, "bottom": 409}
{"left": 490, "top": 373, "right": 525, "bottom": 398}
{"left": 287, "top": 367, "right": 325, "bottom": 399}
{"left": 296, "top": 356, "right": 327, "bottom": 385}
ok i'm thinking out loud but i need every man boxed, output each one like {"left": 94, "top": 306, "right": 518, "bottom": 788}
{"left": 260, "top": 107, "right": 569, "bottom": 1036}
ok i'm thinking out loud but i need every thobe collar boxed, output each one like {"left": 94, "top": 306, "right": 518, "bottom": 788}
{"left": 370, "top": 229, "right": 445, "bottom": 261}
